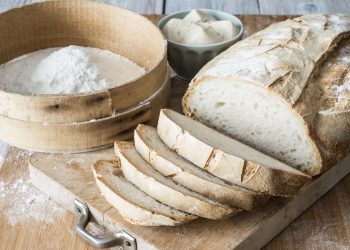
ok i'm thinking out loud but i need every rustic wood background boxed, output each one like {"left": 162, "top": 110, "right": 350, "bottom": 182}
{"left": 0, "top": 1, "right": 350, "bottom": 250}
{"left": 1, "top": 0, "right": 350, "bottom": 14}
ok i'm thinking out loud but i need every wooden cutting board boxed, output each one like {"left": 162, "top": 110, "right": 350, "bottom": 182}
{"left": 28, "top": 148, "right": 350, "bottom": 250}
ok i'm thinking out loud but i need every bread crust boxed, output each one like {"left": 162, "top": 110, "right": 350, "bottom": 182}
{"left": 115, "top": 141, "right": 241, "bottom": 220}
{"left": 134, "top": 124, "right": 270, "bottom": 210}
{"left": 158, "top": 109, "right": 310, "bottom": 197}
{"left": 183, "top": 14, "right": 350, "bottom": 175}
{"left": 92, "top": 159, "right": 196, "bottom": 226}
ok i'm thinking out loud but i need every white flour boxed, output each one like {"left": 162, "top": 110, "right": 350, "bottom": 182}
{"left": 0, "top": 178, "right": 65, "bottom": 225}
{"left": 0, "top": 45, "right": 145, "bottom": 95}
{"left": 0, "top": 150, "right": 66, "bottom": 226}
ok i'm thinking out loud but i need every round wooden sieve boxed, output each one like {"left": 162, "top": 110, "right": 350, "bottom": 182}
{"left": 0, "top": 0, "right": 167, "bottom": 123}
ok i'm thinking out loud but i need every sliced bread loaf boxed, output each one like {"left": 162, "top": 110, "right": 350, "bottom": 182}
{"left": 115, "top": 141, "right": 241, "bottom": 219}
{"left": 157, "top": 109, "right": 310, "bottom": 196}
{"left": 92, "top": 159, "right": 197, "bottom": 226}
{"left": 134, "top": 124, "right": 270, "bottom": 210}
{"left": 182, "top": 14, "right": 350, "bottom": 176}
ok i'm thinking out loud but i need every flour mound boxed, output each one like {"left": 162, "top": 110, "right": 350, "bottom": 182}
{"left": 0, "top": 45, "right": 146, "bottom": 95}
{"left": 31, "top": 45, "right": 107, "bottom": 94}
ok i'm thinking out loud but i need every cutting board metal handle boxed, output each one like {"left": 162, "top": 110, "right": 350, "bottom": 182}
{"left": 74, "top": 199, "right": 137, "bottom": 249}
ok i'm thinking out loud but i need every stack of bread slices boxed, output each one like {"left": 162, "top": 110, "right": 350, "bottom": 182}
{"left": 92, "top": 109, "right": 310, "bottom": 226}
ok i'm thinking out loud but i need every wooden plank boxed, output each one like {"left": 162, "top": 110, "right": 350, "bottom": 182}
{"left": 165, "top": 0, "right": 260, "bottom": 15}
{"left": 29, "top": 149, "right": 116, "bottom": 224}
{"left": 95, "top": 0, "right": 164, "bottom": 14}
{"left": 259, "top": 0, "right": 350, "bottom": 15}
{"left": 0, "top": 0, "right": 41, "bottom": 13}
{"left": 0, "top": 147, "right": 99, "bottom": 250}
{"left": 264, "top": 179, "right": 350, "bottom": 249}
{"left": 3, "top": 0, "right": 350, "bottom": 15}
{"left": 0, "top": 0, "right": 164, "bottom": 14}
{"left": 28, "top": 147, "right": 350, "bottom": 250}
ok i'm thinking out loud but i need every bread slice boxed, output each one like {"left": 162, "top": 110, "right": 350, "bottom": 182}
{"left": 182, "top": 14, "right": 350, "bottom": 176}
{"left": 134, "top": 124, "right": 269, "bottom": 210}
{"left": 115, "top": 141, "right": 241, "bottom": 219}
{"left": 157, "top": 109, "right": 310, "bottom": 196}
{"left": 92, "top": 159, "right": 197, "bottom": 226}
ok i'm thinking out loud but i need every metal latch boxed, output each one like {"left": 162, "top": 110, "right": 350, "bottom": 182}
{"left": 74, "top": 199, "right": 137, "bottom": 249}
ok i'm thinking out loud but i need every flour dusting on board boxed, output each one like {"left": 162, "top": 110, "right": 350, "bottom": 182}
{"left": 0, "top": 178, "right": 65, "bottom": 225}
{"left": 0, "top": 45, "right": 145, "bottom": 95}
{"left": 0, "top": 150, "right": 66, "bottom": 226}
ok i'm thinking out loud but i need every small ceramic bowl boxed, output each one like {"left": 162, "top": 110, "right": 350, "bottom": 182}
{"left": 158, "top": 9, "right": 244, "bottom": 80}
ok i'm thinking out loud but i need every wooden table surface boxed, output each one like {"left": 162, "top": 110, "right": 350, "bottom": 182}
{"left": 1, "top": 14, "right": 350, "bottom": 250}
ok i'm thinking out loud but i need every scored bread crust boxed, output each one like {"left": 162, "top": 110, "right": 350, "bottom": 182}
{"left": 157, "top": 109, "right": 310, "bottom": 197}
{"left": 300, "top": 38, "right": 350, "bottom": 168}
{"left": 183, "top": 14, "right": 350, "bottom": 176}
{"left": 92, "top": 159, "right": 197, "bottom": 226}
{"left": 115, "top": 141, "right": 241, "bottom": 220}
{"left": 134, "top": 124, "right": 270, "bottom": 210}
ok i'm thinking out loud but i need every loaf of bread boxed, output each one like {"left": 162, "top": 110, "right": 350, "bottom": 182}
{"left": 93, "top": 14, "right": 350, "bottom": 227}
{"left": 183, "top": 14, "right": 350, "bottom": 176}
